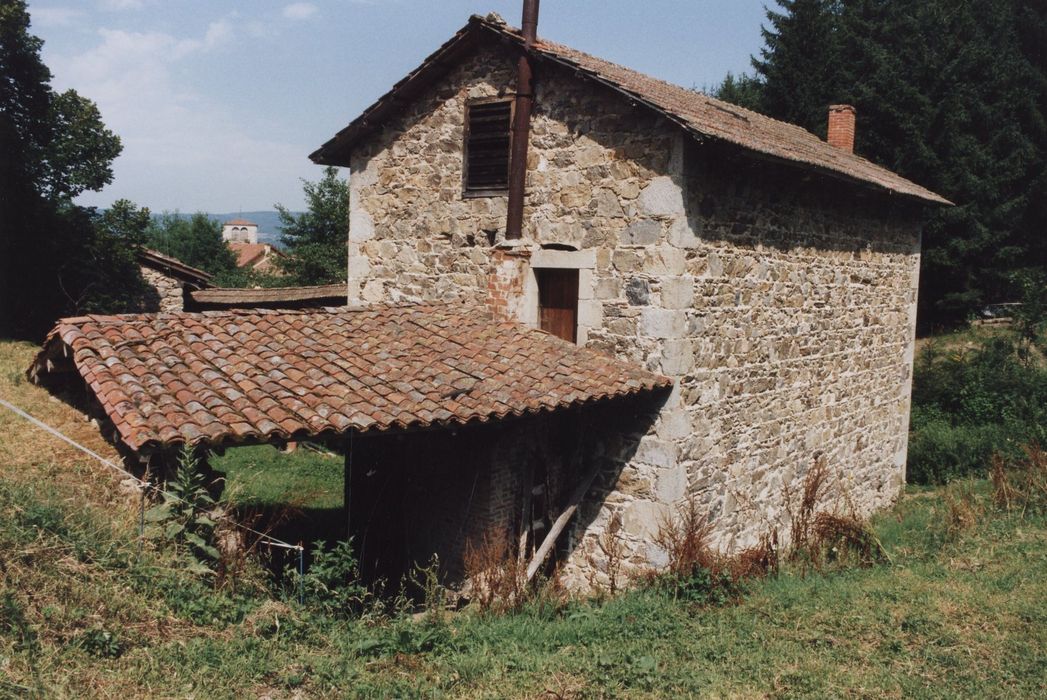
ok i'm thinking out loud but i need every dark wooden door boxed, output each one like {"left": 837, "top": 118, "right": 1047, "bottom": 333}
{"left": 537, "top": 268, "right": 578, "bottom": 343}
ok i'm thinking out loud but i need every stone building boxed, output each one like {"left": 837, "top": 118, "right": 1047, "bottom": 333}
{"left": 222, "top": 218, "right": 259, "bottom": 244}
{"left": 308, "top": 14, "right": 950, "bottom": 585}
{"left": 137, "top": 248, "right": 212, "bottom": 312}
{"left": 29, "top": 13, "right": 950, "bottom": 592}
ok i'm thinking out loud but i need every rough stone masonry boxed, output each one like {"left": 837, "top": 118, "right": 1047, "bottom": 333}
{"left": 342, "top": 42, "right": 924, "bottom": 588}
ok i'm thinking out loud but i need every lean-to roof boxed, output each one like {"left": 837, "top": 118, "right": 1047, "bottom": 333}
{"left": 29, "top": 304, "right": 671, "bottom": 453}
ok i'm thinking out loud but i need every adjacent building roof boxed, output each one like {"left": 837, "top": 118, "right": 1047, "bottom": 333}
{"left": 224, "top": 218, "right": 257, "bottom": 227}
{"left": 311, "top": 14, "right": 949, "bottom": 206}
{"left": 28, "top": 304, "right": 671, "bottom": 453}
{"left": 187, "top": 283, "right": 347, "bottom": 311}
{"left": 137, "top": 249, "right": 213, "bottom": 288}
{"left": 228, "top": 242, "right": 285, "bottom": 272}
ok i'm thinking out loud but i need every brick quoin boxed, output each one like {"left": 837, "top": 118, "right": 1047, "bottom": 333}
{"left": 486, "top": 248, "right": 529, "bottom": 319}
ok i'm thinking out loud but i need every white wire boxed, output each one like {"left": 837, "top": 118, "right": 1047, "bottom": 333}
{"left": 0, "top": 397, "right": 303, "bottom": 551}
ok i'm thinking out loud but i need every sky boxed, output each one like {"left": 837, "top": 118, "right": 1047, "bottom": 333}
{"left": 27, "top": 1, "right": 772, "bottom": 212}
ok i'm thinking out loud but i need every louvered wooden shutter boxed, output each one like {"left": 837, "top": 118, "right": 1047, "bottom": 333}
{"left": 464, "top": 100, "right": 512, "bottom": 193}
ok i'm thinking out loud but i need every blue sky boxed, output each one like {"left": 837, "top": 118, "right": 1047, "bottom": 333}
{"left": 27, "top": 1, "right": 773, "bottom": 212}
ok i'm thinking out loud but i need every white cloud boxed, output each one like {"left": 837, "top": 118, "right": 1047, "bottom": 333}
{"left": 31, "top": 7, "right": 85, "bottom": 27}
{"left": 282, "top": 3, "right": 318, "bottom": 20}
{"left": 47, "top": 19, "right": 314, "bottom": 211}
{"left": 98, "top": 0, "right": 145, "bottom": 10}
{"left": 203, "top": 19, "right": 233, "bottom": 47}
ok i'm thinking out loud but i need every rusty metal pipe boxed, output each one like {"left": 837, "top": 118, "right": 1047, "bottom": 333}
{"left": 521, "top": 0, "right": 539, "bottom": 46}
{"left": 505, "top": 0, "right": 539, "bottom": 240}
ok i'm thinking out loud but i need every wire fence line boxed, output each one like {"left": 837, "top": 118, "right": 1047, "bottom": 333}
{"left": 0, "top": 397, "right": 305, "bottom": 555}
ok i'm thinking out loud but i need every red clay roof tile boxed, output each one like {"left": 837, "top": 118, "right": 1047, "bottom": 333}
{"left": 30, "top": 303, "right": 671, "bottom": 452}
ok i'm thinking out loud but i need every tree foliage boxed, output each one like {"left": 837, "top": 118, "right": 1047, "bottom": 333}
{"left": 146, "top": 213, "right": 238, "bottom": 278}
{"left": 714, "top": 0, "right": 1047, "bottom": 327}
{"left": 0, "top": 0, "right": 129, "bottom": 338}
{"left": 81, "top": 199, "right": 156, "bottom": 314}
{"left": 711, "top": 72, "right": 763, "bottom": 112}
{"left": 276, "top": 166, "right": 348, "bottom": 286}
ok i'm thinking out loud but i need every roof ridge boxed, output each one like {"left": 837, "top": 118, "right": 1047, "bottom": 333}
{"left": 313, "top": 14, "right": 949, "bottom": 206}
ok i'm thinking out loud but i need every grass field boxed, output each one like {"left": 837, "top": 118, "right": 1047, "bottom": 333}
{"left": 1, "top": 339, "right": 1045, "bottom": 698}
{"left": 213, "top": 444, "right": 344, "bottom": 510}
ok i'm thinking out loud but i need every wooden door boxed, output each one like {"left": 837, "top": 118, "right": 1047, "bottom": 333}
{"left": 536, "top": 268, "right": 578, "bottom": 343}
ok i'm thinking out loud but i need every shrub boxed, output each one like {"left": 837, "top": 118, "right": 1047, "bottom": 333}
{"left": 908, "top": 333, "right": 1047, "bottom": 483}
{"left": 292, "top": 539, "right": 370, "bottom": 619}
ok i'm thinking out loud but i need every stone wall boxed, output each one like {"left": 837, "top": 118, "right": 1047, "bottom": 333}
{"left": 140, "top": 266, "right": 183, "bottom": 312}
{"left": 345, "top": 38, "right": 925, "bottom": 589}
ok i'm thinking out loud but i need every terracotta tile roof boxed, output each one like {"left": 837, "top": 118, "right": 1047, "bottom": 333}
{"left": 228, "top": 242, "right": 285, "bottom": 270}
{"left": 28, "top": 304, "right": 671, "bottom": 453}
{"left": 311, "top": 15, "right": 949, "bottom": 206}
{"left": 224, "top": 218, "right": 257, "bottom": 227}
{"left": 137, "top": 249, "right": 213, "bottom": 287}
{"left": 187, "top": 284, "right": 348, "bottom": 310}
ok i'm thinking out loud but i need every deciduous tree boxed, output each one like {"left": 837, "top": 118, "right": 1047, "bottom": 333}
{"left": 0, "top": 0, "right": 125, "bottom": 337}
{"left": 276, "top": 167, "right": 348, "bottom": 286}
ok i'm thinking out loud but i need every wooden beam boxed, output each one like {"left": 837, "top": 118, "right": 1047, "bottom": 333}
{"left": 344, "top": 431, "right": 354, "bottom": 540}
{"left": 525, "top": 466, "right": 600, "bottom": 582}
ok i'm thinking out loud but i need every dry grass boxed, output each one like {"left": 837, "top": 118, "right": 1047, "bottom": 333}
{"left": 942, "top": 482, "right": 984, "bottom": 540}
{"left": 651, "top": 497, "right": 778, "bottom": 599}
{"left": 462, "top": 531, "right": 528, "bottom": 614}
{"left": 0, "top": 342, "right": 136, "bottom": 526}
{"left": 784, "top": 453, "right": 830, "bottom": 554}
{"left": 991, "top": 445, "right": 1047, "bottom": 514}
{"left": 782, "top": 454, "right": 890, "bottom": 569}
{"left": 585, "top": 512, "right": 626, "bottom": 596}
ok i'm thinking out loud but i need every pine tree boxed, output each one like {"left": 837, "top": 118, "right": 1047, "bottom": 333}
{"left": 752, "top": 0, "right": 843, "bottom": 135}
{"left": 736, "top": 0, "right": 1047, "bottom": 325}
{"left": 711, "top": 72, "right": 764, "bottom": 111}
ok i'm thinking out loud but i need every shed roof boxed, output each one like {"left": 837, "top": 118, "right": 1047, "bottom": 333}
{"left": 187, "top": 283, "right": 347, "bottom": 310}
{"left": 29, "top": 304, "right": 671, "bottom": 453}
{"left": 311, "top": 14, "right": 949, "bottom": 206}
{"left": 137, "top": 249, "right": 213, "bottom": 288}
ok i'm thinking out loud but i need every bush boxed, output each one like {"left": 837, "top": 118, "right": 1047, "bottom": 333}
{"left": 291, "top": 539, "right": 370, "bottom": 619}
{"left": 908, "top": 334, "right": 1047, "bottom": 483}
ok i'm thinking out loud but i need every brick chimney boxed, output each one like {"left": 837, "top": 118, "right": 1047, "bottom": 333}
{"left": 827, "top": 104, "right": 856, "bottom": 152}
